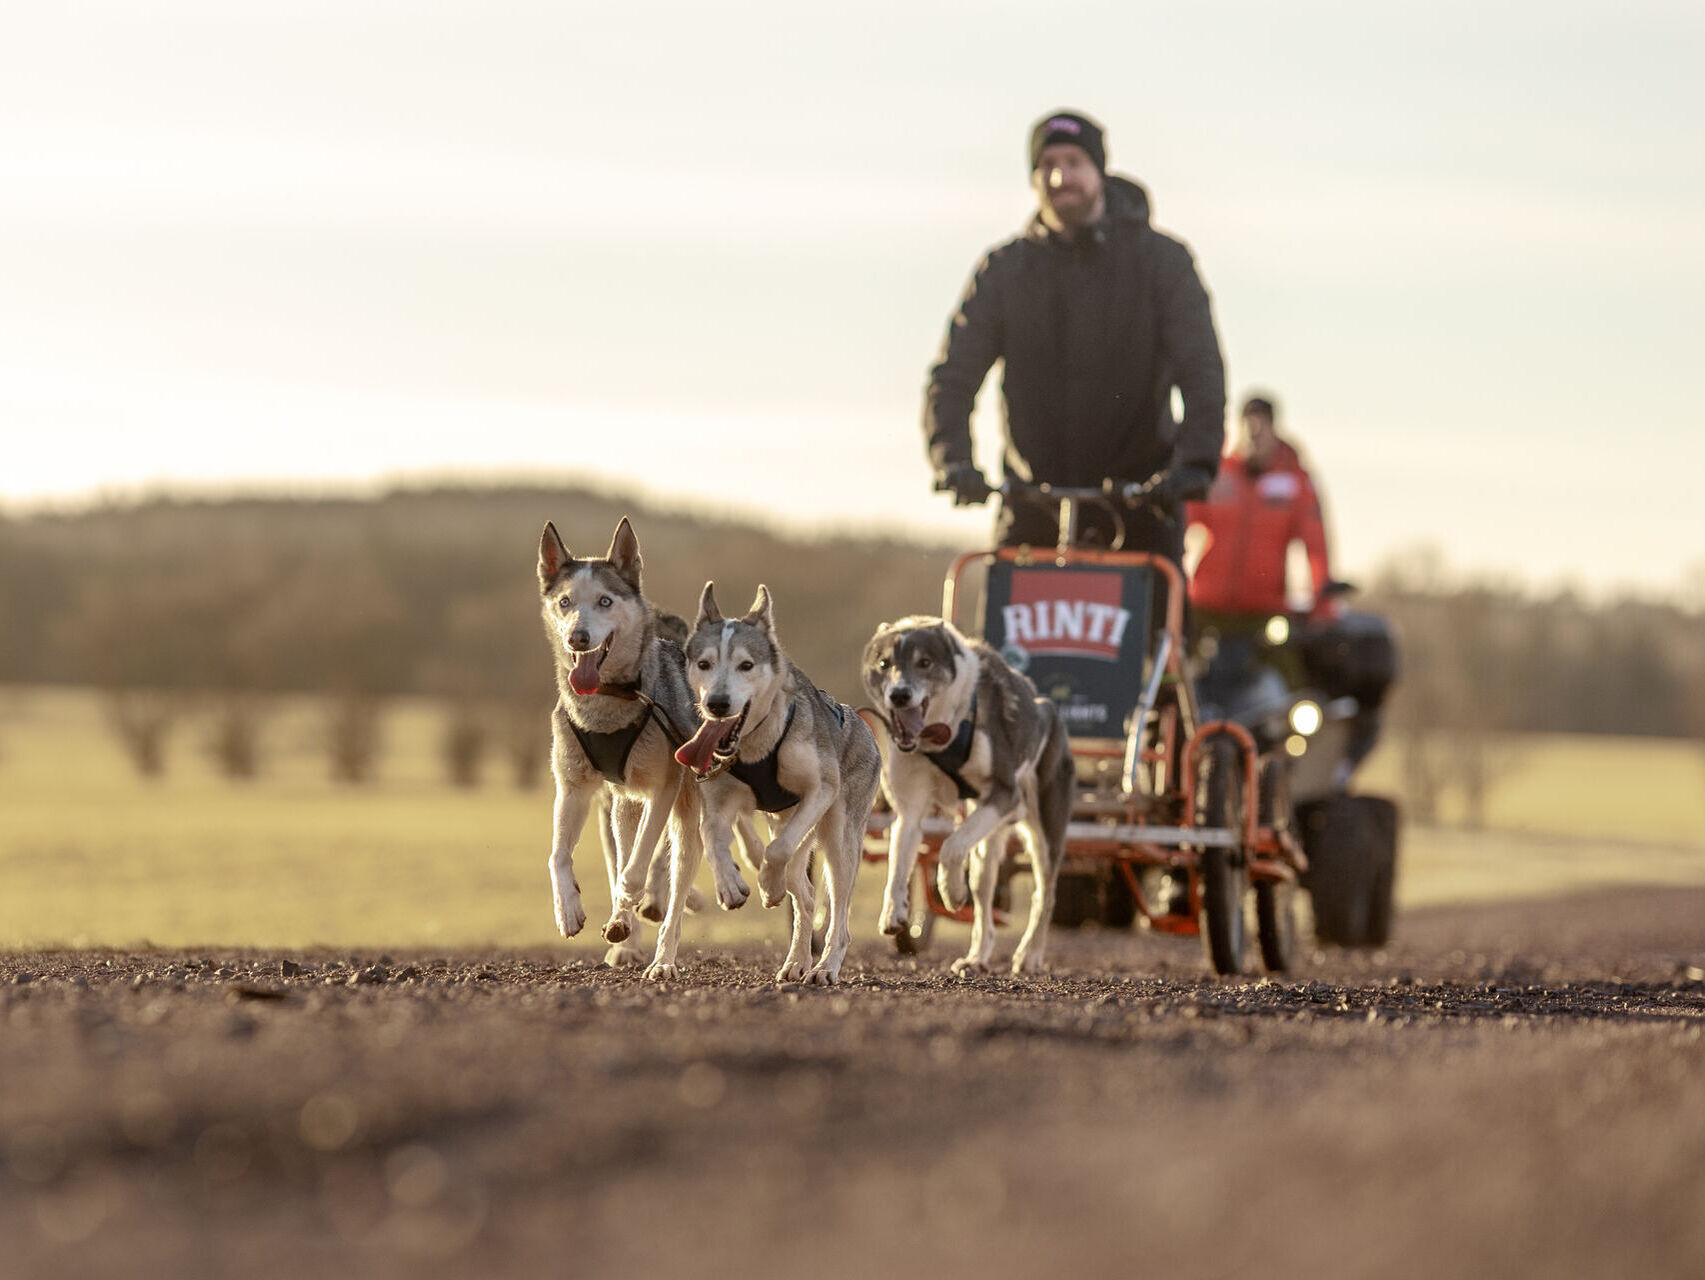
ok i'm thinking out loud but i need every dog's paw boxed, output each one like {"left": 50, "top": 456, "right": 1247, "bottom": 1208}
{"left": 935, "top": 862, "right": 969, "bottom": 912}
{"left": 604, "top": 940, "right": 647, "bottom": 968}
{"left": 684, "top": 885, "right": 708, "bottom": 913}
{"left": 803, "top": 962, "right": 841, "bottom": 987}
{"left": 878, "top": 899, "right": 908, "bottom": 937}
{"left": 757, "top": 860, "right": 788, "bottom": 910}
{"left": 714, "top": 868, "right": 750, "bottom": 911}
{"left": 601, "top": 911, "right": 633, "bottom": 944}
{"left": 950, "top": 956, "right": 991, "bottom": 977}
{"left": 554, "top": 893, "right": 587, "bottom": 939}
{"left": 635, "top": 894, "right": 665, "bottom": 924}
{"left": 643, "top": 961, "right": 680, "bottom": 982}
{"left": 1010, "top": 948, "right": 1046, "bottom": 975}
{"left": 775, "top": 959, "right": 811, "bottom": 983}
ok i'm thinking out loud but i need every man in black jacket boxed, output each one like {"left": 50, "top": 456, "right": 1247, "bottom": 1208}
{"left": 924, "top": 109, "right": 1227, "bottom": 558}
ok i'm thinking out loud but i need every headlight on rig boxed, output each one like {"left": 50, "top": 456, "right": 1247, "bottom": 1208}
{"left": 1288, "top": 699, "right": 1323, "bottom": 737}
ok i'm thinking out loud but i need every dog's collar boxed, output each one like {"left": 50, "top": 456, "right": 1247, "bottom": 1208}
{"left": 583, "top": 677, "right": 690, "bottom": 750}
{"left": 923, "top": 692, "right": 980, "bottom": 801}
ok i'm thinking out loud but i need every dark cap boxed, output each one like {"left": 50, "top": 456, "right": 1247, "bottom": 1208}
{"left": 1240, "top": 393, "right": 1278, "bottom": 420}
{"left": 1028, "top": 110, "right": 1106, "bottom": 174}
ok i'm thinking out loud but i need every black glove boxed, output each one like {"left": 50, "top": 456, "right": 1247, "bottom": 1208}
{"left": 935, "top": 464, "right": 993, "bottom": 507}
{"left": 1148, "top": 464, "right": 1215, "bottom": 512}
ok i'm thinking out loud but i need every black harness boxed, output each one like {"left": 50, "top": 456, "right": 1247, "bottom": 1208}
{"left": 566, "top": 679, "right": 690, "bottom": 786}
{"left": 729, "top": 704, "right": 800, "bottom": 813}
{"left": 727, "top": 691, "right": 846, "bottom": 814}
{"left": 922, "top": 692, "right": 980, "bottom": 801}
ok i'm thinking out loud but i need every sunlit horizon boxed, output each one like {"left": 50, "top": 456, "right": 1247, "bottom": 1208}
{"left": 3, "top": 2, "right": 1701, "bottom": 603}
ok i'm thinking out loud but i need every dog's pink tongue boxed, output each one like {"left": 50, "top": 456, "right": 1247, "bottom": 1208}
{"left": 892, "top": 705, "right": 926, "bottom": 743}
{"left": 675, "top": 719, "right": 736, "bottom": 775}
{"left": 919, "top": 722, "right": 955, "bottom": 749}
{"left": 568, "top": 647, "right": 603, "bottom": 696}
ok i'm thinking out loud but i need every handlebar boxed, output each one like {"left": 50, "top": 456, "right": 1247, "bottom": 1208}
{"left": 997, "top": 473, "right": 1173, "bottom": 555}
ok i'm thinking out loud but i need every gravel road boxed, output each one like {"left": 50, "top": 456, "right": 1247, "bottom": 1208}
{"left": 4, "top": 885, "right": 1703, "bottom": 1279}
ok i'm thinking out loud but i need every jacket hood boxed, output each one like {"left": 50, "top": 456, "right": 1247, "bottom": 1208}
{"left": 1025, "top": 172, "right": 1151, "bottom": 241}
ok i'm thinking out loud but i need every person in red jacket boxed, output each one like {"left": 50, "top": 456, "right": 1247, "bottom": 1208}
{"left": 1186, "top": 393, "right": 1334, "bottom": 620}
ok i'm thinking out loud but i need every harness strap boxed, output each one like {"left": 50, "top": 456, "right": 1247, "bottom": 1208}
{"left": 923, "top": 691, "right": 980, "bottom": 801}
{"left": 566, "top": 714, "right": 650, "bottom": 786}
{"left": 591, "top": 679, "right": 691, "bottom": 750}
{"left": 729, "top": 703, "right": 801, "bottom": 813}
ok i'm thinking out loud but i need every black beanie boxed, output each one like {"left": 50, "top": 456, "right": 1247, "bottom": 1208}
{"left": 1028, "top": 110, "right": 1106, "bottom": 174}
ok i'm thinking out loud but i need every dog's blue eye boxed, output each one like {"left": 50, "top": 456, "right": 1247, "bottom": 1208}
{"left": 558, "top": 597, "right": 571, "bottom": 612}
{"left": 597, "top": 596, "right": 612, "bottom": 608}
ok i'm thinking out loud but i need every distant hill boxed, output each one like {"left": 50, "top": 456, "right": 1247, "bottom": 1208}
{"left": 0, "top": 483, "right": 960, "bottom": 705}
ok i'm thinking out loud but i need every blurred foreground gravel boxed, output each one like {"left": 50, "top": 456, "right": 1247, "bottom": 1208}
{"left": 4, "top": 885, "right": 1703, "bottom": 1279}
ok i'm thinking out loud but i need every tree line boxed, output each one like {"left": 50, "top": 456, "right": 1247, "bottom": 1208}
{"left": 2, "top": 486, "right": 1700, "bottom": 816}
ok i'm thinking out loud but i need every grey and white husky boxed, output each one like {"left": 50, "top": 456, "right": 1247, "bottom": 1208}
{"left": 537, "top": 518, "right": 750, "bottom": 963}
{"left": 861, "top": 616, "right": 1076, "bottom": 974}
{"left": 664, "top": 583, "right": 881, "bottom": 985}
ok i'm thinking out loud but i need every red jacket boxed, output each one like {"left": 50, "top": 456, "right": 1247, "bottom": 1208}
{"left": 1185, "top": 440, "right": 1333, "bottom": 617}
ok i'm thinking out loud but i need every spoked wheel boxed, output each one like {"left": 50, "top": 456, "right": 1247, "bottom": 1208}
{"left": 1197, "top": 737, "right": 1248, "bottom": 976}
{"left": 1255, "top": 756, "right": 1297, "bottom": 974}
{"left": 893, "top": 863, "right": 937, "bottom": 956}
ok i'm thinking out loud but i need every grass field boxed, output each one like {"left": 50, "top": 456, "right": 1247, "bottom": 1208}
{"left": 3, "top": 685, "right": 1703, "bottom": 950}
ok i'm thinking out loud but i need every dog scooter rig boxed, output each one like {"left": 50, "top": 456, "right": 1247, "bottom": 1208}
{"left": 862, "top": 476, "right": 1307, "bottom": 976}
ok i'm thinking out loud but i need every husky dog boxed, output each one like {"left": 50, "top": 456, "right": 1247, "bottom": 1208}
{"left": 537, "top": 518, "right": 749, "bottom": 961}
{"left": 665, "top": 583, "right": 881, "bottom": 985}
{"left": 861, "top": 616, "right": 1076, "bottom": 974}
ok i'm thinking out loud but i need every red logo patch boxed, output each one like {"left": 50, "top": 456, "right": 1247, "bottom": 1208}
{"left": 1001, "top": 570, "right": 1131, "bottom": 661}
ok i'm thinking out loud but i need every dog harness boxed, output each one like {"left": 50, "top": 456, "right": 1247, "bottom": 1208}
{"left": 566, "top": 677, "right": 691, "bottom": 785}
{"left": 566, "top": 715, "right": 650, "bottom": 786}
{"left": 923, "top": 692, "right": 980, "bottom": 801}
{"left": 728, "top": 690, "right": 846, "bottom": 814}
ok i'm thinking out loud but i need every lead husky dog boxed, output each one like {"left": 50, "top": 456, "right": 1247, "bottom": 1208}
{"left": 663, "top": 583, "right": 880, "bottom": 985}
{"left": 537, "top": 518, "right": 749, "bottom": 960}
{"left": 861, "top": 616, "right": 1076, "bottom": 974}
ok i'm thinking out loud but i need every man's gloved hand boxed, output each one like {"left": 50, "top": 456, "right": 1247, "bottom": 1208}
{"left": 1148, "top": 464, "right": 1215, "bottom": 512}
{"left": 935, "top": 464, "right": 993, "bottom": 507}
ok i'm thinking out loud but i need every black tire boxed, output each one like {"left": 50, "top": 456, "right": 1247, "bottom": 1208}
{"left": 1255, "top": 880, "right": 1296, "bottom": 973}
{"left": 1197, "top": 738, "right": 1247, "bottom": 976}
{"left": 1299, "top": 796, "right": 1372, "bottom": 946}
{"left": 1254, "top": 754, "right": 1297, "bottom": 971}
{"left": 1052, "top": 871, "right": 1100, "bottom": 928}
{"left": 1354, "top": 795, "right": 1400, "bottom": 946}
{"left": 1101, "top": 864, "right": 1138, "bottom": 928}
{"left": 893, "top": 864, "right": 937, "bottom": 956}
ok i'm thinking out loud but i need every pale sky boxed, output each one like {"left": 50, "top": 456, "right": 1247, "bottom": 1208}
{"left": 2, "top": 1, "right": 1701, "bottom": 598}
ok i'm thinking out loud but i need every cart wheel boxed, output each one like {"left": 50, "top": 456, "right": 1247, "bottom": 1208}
{"left": 1354, "top": 795, "right": 1400, "bottom": 946}
{"left": 1102, "top": 864, "right": 1138, "bottom": 929}
{"left": 1299, "top": 796, "right": 1371, "bottom": 946}
{"left": 1256, "top": 880, "right": 1295, "bottom": 973}
{"left": 1198, "top": 738, "right": 1248, "bottom": 976}
{"left": 893, "top": 865, "right": 936, "bottom": 956}
{"left": 1051, "top": 871, "right": 1100, "bottom": 928}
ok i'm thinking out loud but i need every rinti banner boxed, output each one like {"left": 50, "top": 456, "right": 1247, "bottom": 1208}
{"left": 981, "top": 561, "right": 1155, "bottom": 740}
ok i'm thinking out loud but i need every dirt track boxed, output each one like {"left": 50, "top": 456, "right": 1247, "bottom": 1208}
{"left": 4, "top": 886, "right": 1704, "bottom": 1280}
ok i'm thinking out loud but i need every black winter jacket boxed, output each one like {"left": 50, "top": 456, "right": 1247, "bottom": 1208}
{"left": 924, "top": 176, "right": 1227, "bottom": 490}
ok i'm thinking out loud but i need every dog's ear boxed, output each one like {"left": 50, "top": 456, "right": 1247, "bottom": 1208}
{"left": 744, "top": 584, "right": 775, "bottom": 634}
{"left": 695, "top": 581, "right": 722, "bottom": 627}
{"left": 539, "top": 521, "right": 571, "bottom": 587}
{"left": 606, "top": 517, "right": 642, "bottom": 589}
